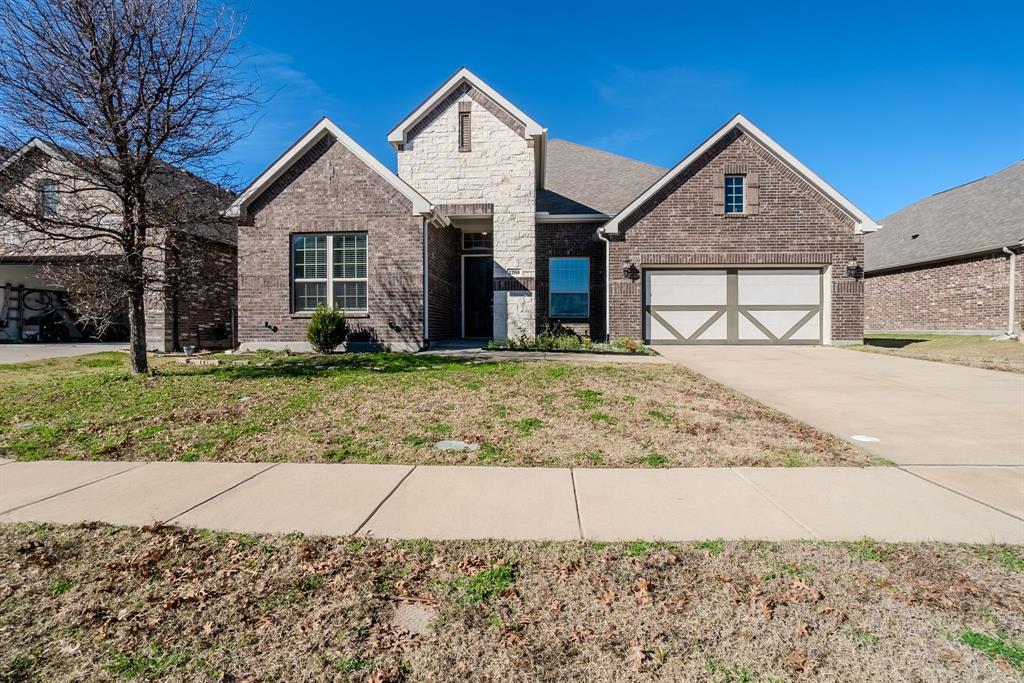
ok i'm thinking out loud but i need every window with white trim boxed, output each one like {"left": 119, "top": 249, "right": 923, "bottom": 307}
{"left": 39, "top": 179, "right": 58, "bottom": 216}
{"left": 549, "top": 257, "right": 589, "bottom": 318}
{"left": 292, "top": 233, "right": 367, "bottom": 313}
{"left": 724, "top": 175, "right": 745, "bottom": 214}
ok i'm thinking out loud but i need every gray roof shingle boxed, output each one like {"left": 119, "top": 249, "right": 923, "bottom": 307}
{"left": 865, "top": 160, "right": 1024, "bottom": 272}
{"left": 538, "top": 139, "right": 666, "bottom": 216}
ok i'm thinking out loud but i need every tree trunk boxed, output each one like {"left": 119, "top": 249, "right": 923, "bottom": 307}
{"left": 126, "top": 265, "right": 148, "bottom": 374}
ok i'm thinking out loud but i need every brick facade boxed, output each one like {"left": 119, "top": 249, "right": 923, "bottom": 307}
{"left": 237, "top": 135, "right": 425, "bottom": 351}
{"left": 535, "top": 223, "right": 606, "bottom": 339}
{"left": 427, "top": 224, "right": 461, "bottom": 341}
{"left": 606, "top": 129, "right": 864, "bottom": 343}
{"left": 865, "top": 252, "right": 1022, "bottom": 333}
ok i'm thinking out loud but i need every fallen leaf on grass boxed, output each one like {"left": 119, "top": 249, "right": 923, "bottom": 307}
{"left": 627, "top": 639, "right": 648, "bottom": 668}
{"left": 784, "top": 649, "right": 809, "bottom": 672}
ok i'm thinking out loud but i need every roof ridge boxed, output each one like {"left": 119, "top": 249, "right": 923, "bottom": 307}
{"left": 548, "top": 138, "right": 667, "bottom": 171}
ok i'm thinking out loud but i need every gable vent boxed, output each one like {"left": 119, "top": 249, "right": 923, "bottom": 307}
{"left": 458, "top": 101, "right": 471, "bottom": 152}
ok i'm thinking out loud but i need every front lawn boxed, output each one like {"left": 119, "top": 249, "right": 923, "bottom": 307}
{"left": 2, "top": 523, "right": 1022, "bottom": 681}
{"left": 851, "top": 333, "right": 1024, "bottom": 373}
{"left": 0, "top": 351, "right": 871, "bottom": 467}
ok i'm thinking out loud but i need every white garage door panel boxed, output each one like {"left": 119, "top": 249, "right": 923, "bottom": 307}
{"left": 645, "top": 270, "right": 727, "bottom": 306}
{"left": 738, "top": 270, "right": 820, "bottom": 305}
{"left": 645, "top": 268, "right": 822, "bottom": 345}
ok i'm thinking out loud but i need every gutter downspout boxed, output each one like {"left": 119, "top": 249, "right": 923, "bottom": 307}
{"left": 423, "top": 218, "right": 430, "bottom": 349}
{"left": 597, "top": 229, "right": 611, "bottom": 341}
{"left": 1003, "top": 247, "right": 1017, "bottom": 336}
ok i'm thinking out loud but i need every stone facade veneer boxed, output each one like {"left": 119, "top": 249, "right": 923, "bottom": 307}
{"left": 397, "top": 86, "right": 536, "bottom": 340}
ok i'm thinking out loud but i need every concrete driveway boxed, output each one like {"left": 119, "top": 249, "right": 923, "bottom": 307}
{"left": 656, "top": 346, "right": 1024, "bottom": 467}
{"left": 0, "top": 342, "right": 127, "bottom": 365}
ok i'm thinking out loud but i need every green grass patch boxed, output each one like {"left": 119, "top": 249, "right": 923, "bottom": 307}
{"left": 847, "top": 537, "right": 888, "bottom": 562}
{"left": 575, "top": 451, "right": 604, "bottom": 465}
{"left": 958, "top": 629, "right": 1024, "bottom": 670}
{"left": 48, "top": 578, "right": 74, "bottom": 595}
{"left": 106, "top": 644, "right": 191, "bottom": 678}
{"left": 454, "top": 564, "right": 518, "bottom": 604}
{"left": 692, "top": 539, "right": 724, "bottom": 556}
{"left": 625, "top": 540, "right": 676, "bottom": 557}
{"left": 638, "top": 452, "right": 668, "bottom": 467}
{"left": 510, "top": 417, "right": 543, "bottom": 436}
{"left": 335, "top": 657, "right": 375, "bottom": 673}
{"left": 850, "top": 627, "right": 881, "bottom": 645}
{"left": 647, "top": 409, "right": 672, "bottom": 424}
{"left": 575, "top": 389, "right": 603, "bottom": 410}
{"left": 324, "top": 435, "right": 374, "bottom": 462}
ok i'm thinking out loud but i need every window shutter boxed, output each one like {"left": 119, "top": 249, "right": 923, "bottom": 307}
{"left": 712, "top": 174, "right": 725, "bottom": 215}
{"left": 746, "top": 172, "right": 760, "bottom": 215}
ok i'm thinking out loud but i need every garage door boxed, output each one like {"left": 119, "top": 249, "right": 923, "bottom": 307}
{"left": 644, "top": 269, "right": 822, "bottom": 345}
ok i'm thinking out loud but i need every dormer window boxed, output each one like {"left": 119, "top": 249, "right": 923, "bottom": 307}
{"left": 724, "top": 175, "right": 744, "bottom": 214}
{"left": 40, "top": 179, "right": 58, "bottom": 216}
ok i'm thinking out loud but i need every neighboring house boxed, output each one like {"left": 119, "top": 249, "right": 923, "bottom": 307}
{"left": 864, "top": 161, "right": 1024, "bottom": 335}
{"left": 228, "top": 67, "right": 877, "bottom": 351}
{"left": 0, "top": 138, "right": 237, "bottom": 350}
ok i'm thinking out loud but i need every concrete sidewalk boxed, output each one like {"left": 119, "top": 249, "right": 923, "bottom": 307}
{"left": 2, "top": 460, "right": 1021, "bottom": 543}
{"left": 0, "top": 342, "right": 128, "bottom": 365}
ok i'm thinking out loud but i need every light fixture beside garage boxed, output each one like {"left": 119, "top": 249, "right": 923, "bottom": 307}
{"left": 622, "top": 260, "right": 640, "bottom": 281}
{"left": 845, "top": 260, "right": 864, "bottom": 279}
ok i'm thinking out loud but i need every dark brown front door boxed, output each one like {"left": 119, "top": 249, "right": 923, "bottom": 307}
{"left": 463, "top": 256, "right": 493, "bottom": 338}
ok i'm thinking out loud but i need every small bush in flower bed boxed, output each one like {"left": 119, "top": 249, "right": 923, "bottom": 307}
{"left": 488, "top": 322, "right": 651, "bottom": 354}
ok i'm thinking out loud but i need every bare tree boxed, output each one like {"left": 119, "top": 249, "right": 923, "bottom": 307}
{"left": 0, "top": 0, "right": 254, "bottom": 372}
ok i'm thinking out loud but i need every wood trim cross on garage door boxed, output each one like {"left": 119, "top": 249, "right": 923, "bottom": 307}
{"left": 643, "top": 268, "right": 823, "bottom": 345}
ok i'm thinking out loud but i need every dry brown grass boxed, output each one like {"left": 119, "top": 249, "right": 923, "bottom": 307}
{"left": 2, "top": 523, "right": 1022, "bottom": 682}
{"left": 0, "top": 352, "right": 871, "bottom": 467}
{"left": 853, "top": 334, "right": 1024, "bottom": 373}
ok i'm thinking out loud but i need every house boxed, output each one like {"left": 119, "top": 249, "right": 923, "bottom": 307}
{"left": 0, "top": 138, "right": 237, "bottom": 351}
{"left": 228, "top": 68, "right": 877, "bottom": 351}
{"left": 864, "top": 161, "right": 1024, "bottom": 335}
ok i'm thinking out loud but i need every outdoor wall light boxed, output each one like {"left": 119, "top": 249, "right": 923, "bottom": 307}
{"left": 622, "top": 261, "right": 640, "bottom": 281}
{"left": 264, "top": 321, "right": 278, "bottom": 333}
{"left": 845, "top": 260, "right": 864, "bottom": 278}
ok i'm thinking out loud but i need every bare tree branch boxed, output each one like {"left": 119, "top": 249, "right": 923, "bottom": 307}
{"left": 0, "top": 0, "right": 255, "bottom": 372}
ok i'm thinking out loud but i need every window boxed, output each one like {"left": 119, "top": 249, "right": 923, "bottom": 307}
{"left": 724, "top": 175, "right": 744, "bottom": 214}
{"left": 291, "top": 233, "right": 367, "bottom": 313}
{"left": 549, "top": 257, "right": 589, "bottom": 318}
{"left": 39, "top": 180, "right": 58, "bottom": 216}
{"left": 463, "top": 231, "right": 492, "bottom": 251}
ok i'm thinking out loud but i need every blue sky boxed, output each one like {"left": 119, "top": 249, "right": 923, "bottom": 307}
{"left": 225, "top": 0, "right": 1023, "bottom": 220}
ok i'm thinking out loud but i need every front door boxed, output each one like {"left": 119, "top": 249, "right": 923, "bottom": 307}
{"left": 463, "top": 256, "right": 493, "bottom": 338}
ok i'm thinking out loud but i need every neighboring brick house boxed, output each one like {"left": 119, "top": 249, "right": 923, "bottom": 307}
{"left": 0, "top": 138, "right": 237, "bottom": 350}
{"left": 864, "top": 161, "right": 1024, "bottom": 334}
{"left": 229, "top": 68, "right": 877, "bottom": 351}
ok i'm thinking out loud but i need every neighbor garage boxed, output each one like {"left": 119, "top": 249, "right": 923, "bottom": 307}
{"left": 643, "top": 268, "right": 823, "bottom": 344}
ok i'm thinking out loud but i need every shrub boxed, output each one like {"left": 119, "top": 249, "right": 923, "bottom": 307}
{"left": 306, "top": 305, "right": 348, "bottom": 353}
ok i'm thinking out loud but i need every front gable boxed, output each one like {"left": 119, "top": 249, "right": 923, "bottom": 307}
{"left": 602, "top": 115, "right": 877, "bottom": 236}
{"left": 387, "top": 67, "right": 544, "bottom": 150}
{"left": 226, "top": 118, "right": 434, "bottom": 220}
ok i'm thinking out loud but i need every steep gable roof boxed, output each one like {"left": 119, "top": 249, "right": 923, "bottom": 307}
{"left": 387, "top": 67, "right": 545, "bottom": 150}
{"left": 227, "top": 117, "right": 434, "bottom": 219}
{"left": 864, "top": 161, "right": 1024, "bottom": 272}
{"left": 600, "top": 114, "right": 878, "bottom": 235}
{"left": 537, "top": 139, "right": 666, "bottom": 217}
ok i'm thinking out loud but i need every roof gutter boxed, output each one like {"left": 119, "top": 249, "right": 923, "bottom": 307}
{"left": 865, "top": 241, "right": 1024, "bottom": 274}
